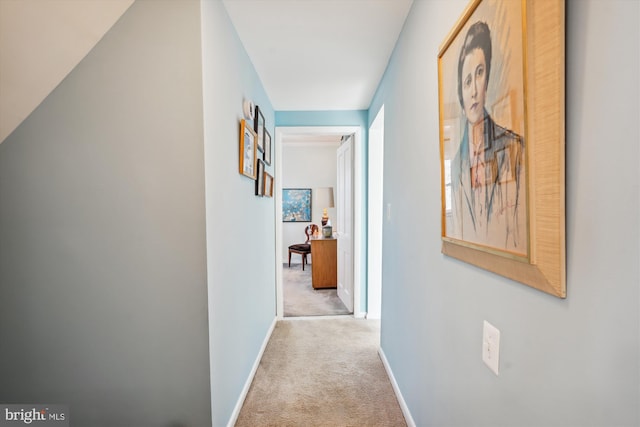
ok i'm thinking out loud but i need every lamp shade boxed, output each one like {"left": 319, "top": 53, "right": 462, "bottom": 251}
{"left": 316, "top": 187, "right": 335, "bottom": 208}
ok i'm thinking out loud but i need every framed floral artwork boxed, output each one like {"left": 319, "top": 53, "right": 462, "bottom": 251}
{"left": 282, "top": 188, "right": 311, "bottom": 222}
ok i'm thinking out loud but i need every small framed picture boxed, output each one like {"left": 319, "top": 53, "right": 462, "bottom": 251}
{"left": 255, "top": 159, "right": 265, "bottom": 196}
{"left": 239, "top": 119, "right": 257, "bottom": 179}
{"left": 264, "top": 172, "right": 274, "bottom": 197}
{"left": 263, "top": 129, "right": 272, "bottom": 165}
{"left": 254, "top": 105, "right": 265, "bottom": 153}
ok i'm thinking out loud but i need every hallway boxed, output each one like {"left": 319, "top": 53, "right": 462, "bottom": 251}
{"left": 235, "top": 317, "right": 407, "bottom": 427}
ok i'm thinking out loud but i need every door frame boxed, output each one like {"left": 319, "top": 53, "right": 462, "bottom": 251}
{"left": 367, "top": 106, "right": 384, "bottom": 319}
{"left": 336, "top": 136, "right": 354, "bottom": 312}
{"left": 274, "top": 126, "right": 363, "bottom": 319}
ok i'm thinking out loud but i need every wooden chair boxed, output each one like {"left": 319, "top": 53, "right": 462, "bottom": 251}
{"left": 288, "top": 224, "right": 318, "bottom": 270}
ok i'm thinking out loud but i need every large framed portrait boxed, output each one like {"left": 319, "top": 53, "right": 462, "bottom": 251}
{"left": 438, "top": 0, "right": 566, "bottom": 297}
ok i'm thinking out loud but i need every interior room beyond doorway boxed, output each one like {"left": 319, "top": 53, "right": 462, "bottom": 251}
{"left": 274, "top": 126, "right": 363, "bottom": 319}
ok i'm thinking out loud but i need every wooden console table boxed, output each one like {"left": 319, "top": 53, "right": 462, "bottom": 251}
{"left": 310, "top": 236, "right": 337, "bottom": 289}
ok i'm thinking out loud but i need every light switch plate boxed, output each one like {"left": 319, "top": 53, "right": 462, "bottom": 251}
{"left": 482, "top": 320, "right": 500, "bottom": 375}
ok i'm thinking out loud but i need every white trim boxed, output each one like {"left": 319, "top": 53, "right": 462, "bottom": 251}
{"left": 274, "top": 126, "right": 363, "bottom": 320}
{"left": 282, "top": 141, "right": 341, "bottom": 148}
{"left": 275, "top": 128, "right": 284, "bottom": 318}
{"left": 226, "top": 316, "right": 278, "bottom": 427}
{"left": 367, "top": 105, "right": 384, "bottom": 320}
{"left": 352, "top": 127, "right": 363, "bottom": 318}
{"left": 378, "top": 347, "right": 416, "bottom": 427}
{"left": 283, "top": 314, "right": 353, "bottom": 321}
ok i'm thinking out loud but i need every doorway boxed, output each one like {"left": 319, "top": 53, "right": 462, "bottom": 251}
{"left": 274, "top": 126, "right": 363, "bottom": 319}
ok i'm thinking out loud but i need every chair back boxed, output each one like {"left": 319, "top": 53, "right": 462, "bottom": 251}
{"left": 304, "top": 224, "right": 319, "bottom": 242}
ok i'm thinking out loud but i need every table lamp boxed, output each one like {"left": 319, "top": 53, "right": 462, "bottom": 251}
{"left": 316, "top": 187, "right": 335, "bottom": 226}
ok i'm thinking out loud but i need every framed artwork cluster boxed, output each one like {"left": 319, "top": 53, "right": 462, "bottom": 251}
{"left": 438, "top": 0, "right": 565, "bottom": 297}
{"left": 239, "top": 105, "right": 274, "bottom": 197}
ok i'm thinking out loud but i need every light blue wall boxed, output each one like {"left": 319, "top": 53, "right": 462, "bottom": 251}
{"left": 0, "top": 1, "right": 211, "bottom": 426}
{"left": 200, "top": 2, "right": 276, "bottom": 426}
{"left": 276, "top": 110, "right": 369, "bottom": 311}
{"left": 376, "top": 1, "right": 639, "bottom": 426}
{"left": 276, "top": 110, "right": 367, "bottom": 128}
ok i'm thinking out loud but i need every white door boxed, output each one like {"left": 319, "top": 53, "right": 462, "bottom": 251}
{"left": 337, "top": 136, "right": 354, "bottom": 312}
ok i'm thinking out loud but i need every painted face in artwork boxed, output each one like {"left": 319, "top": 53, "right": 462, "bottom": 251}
{"left": 461, "top": 47, "right": 487, "bottom": 125}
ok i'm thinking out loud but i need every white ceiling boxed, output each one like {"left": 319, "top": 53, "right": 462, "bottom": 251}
{"left": 0, "top": 0, "right": 413, "bottom": 144}
{"left": 0, "top": 0, "right": 134, "bottom": 143}
{"left": 222, "top": 0, "right": 414, "bottom": 111}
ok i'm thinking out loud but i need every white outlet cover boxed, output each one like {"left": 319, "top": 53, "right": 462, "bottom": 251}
{"left": 482, "top": 320, "right": 500, "bottom": 375}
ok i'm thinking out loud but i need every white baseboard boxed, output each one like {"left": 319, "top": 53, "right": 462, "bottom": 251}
{"left": 284, "top": 314, "right": 352, "bottom": 321}
{"left": 378, "top": 347, "right": 416, "bottom": 427}
{"left": 227, "top": 316, "right": 278, "bottom": 427}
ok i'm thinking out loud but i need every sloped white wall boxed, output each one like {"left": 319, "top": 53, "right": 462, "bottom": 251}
{"left": 0, "top": 1, "right": 211, "bottom": 425}
{"left": 0, "top": 0, "right": 134, "bottom": 143}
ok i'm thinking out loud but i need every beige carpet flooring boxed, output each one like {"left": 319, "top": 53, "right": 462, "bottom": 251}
{"left": 283, "top": 263, "right": 350, "bottom": 317}
{"left": 235, "top": 317, "right": 407, "bottom": 427}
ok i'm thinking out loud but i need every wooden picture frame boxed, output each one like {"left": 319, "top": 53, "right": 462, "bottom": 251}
{"left": 239, "top": 119, "right": 257, "bottom": 179}
{"left": 263, "top": 129, "right": 272, "bottom": 165}
{"left": 255, "top": 159, "right": 265, "bottom": 196}
{"left": 264, "top": 172, "right": 274, "bottom": 197}
{"left": 438, "top": 0, "right": 565, "bottom": 297}
{"left": 282, "top": 188, "right": 312, "bottom": 222}
{"left": 254, "top": 105, "right": 265, "bottom": 153}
